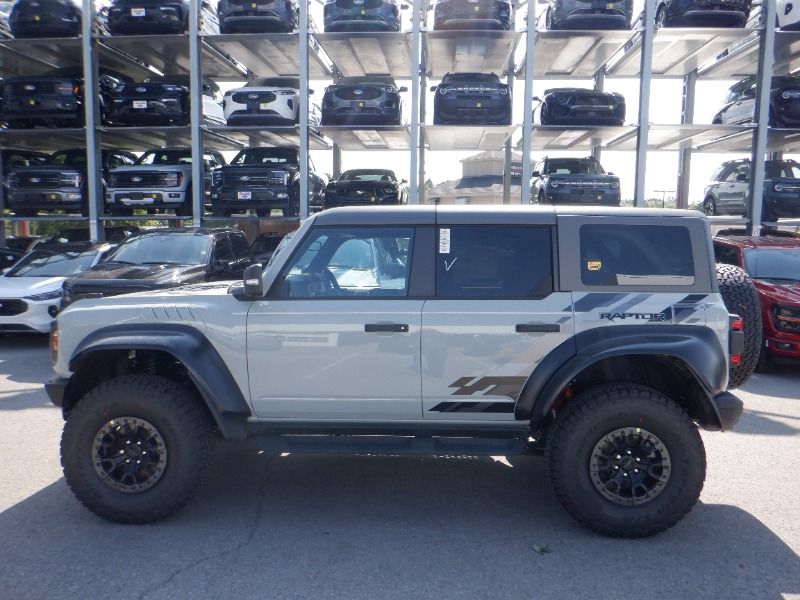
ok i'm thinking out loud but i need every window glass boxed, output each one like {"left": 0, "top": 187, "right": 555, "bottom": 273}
{"left": 107, "top": 235, "right": 210, "bottom": 266}
{"left": 743, "top": 248, "right": 800, "bottom": 282}
{"left": 436, "top": 226, "right": 553, "bottom": 298}
{"left": 713, "top": 243, "right": 740, "bottom": 266}
{"left": 136, "top": 150, "right": 192, "bottom": 165}
{"left": 580, "top": 225, "right": 695, "bottom": 286}
{"left": 7, "top": 249, "right": 99, "bottom": 278}
{"left": 765, "top": 161, "right": 800, "bottom": 179}
{"left": 229, "top": 234, "right": 251, "bottom": 259}
{"left": 277, "top": 228, "right": 413, "bottom": 298}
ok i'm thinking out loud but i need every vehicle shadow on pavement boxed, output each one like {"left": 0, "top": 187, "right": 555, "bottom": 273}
{"left": 1, "top": 446, "right": 798, "bottom": 600}
{"left": 0, "top": 388, "right": 55, "bottom": 411}
{"left": 0, "top": 334, "right": 51, "bottom": 386}
{"left": 743, "top": 371, "right": 800, "bottom": 401}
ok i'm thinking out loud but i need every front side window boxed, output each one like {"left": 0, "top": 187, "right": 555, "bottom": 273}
{"left": 580, "top": 225, "right": 695, "bottom": 286}
{"left": 276, "top": 227, "right": 413, "bottom": 298}
{"left": 436, "top": 226, "right": 553, "bottom": 298}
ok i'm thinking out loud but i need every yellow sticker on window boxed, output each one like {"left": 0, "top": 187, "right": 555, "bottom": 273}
{"left": 587, "top": 261, "right": 602, "bottom": 271}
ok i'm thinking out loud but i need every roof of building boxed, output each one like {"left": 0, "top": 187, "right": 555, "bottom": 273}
{"left": 460, "top": 150, "right": 524, "bottom": 164}
{"left": 427, "top": 175, "right": 523, "bottom": 198}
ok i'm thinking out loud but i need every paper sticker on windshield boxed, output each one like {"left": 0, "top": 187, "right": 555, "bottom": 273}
{"left": 439, "top": 228, "right": 451, "bottom": 254}
{"left": 587, "top": 261, "right": 602, "bottom": 271}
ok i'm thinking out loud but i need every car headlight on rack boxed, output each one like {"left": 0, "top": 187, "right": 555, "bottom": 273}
{"left": 26, "top": 290, "right": 63, "bottom": 302}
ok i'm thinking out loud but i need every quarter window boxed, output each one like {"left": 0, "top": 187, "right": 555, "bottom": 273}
{"left": 436, "top": 226, "right": 553, "bottom": 298}
{"left": 580, "top": 225, "right": 695, "bottom": 286}
{"left": 276, "top": 227, "right": 414, "bottom": 298}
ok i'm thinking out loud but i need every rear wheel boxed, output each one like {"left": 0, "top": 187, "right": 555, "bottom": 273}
{"left": 703, "top": 196, "right": 716, "bottom": 216}
{"left": 715, "top": 263, "right": 762, "bottom": 388}
{"left": 61, "top": 375, "right": 214, "bottom": 524}
{"left": 655, "top": 5, "right": 667, "bottom": 27}
{"left": 546, "top": 383, "right": 706, "bottom": 538}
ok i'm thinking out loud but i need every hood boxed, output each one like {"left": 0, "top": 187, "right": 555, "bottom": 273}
{"left": 111, "top": 165, "right": 192, "bottom": 174}
{"left": 66, "top": 262, "right": 206, "bottom": 286}
{"left": 0, "top": 275, "right": 64, "bottom": 297}
{"left": 10, "top": 164, "right": 87, "bottom": 176}
{"left": 222, "top": 163, "right": 297, "bottom": 172}
{"left": 754, "top": 279, "right": 800, "bottom": 305}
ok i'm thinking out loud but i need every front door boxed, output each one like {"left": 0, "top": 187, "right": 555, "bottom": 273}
{"left": 421, "top": 225, "right": 574, "bottom": 421}
{"left": 247, "top": 225, "right": 424, "bottom": 420}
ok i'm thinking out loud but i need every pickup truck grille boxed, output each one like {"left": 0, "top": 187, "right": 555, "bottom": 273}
{"left": 14, "top": 172, "right": 71, "bottom": 187}
{"left": 222, "top": 170, "right": 286, "bottom": 188}
{"left": 337, "top": 0, "right": 383, "bottom": 8}
{"left": 8, "top": 81, "right": 58, "bottom": 95}
{"left": 111, "top": 172, "right": 173, "bottom": 188}
{"left": 0, "top": 299, "right": 27, "bottom": 316}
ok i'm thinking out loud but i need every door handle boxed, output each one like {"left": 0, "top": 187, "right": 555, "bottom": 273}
{"left": 365, "top": 323, "right": 409, "bottom": 333}
{"left": 516, "top": 323, "right": 561, "bottom": 333}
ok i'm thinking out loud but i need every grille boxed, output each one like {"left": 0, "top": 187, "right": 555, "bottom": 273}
{"left": 9, "top": 81, "right": 57, "bottom": 95}
{"left": 222, "top": 170, "right": 286, "bottom": 188}
{"left": 232, "top": 91, "right": 277, "bottom": 104}
{"left": 111, "top": 172, "right": 173, "bottom": 188}
{"left": 335, "top": 87, "right": 382, "bottom": 101}
{"left": 336, "top": 0, "right": 383, "bottom": 8}
{"left": 574, "top": 95, "right": 612, "bottom": 107}
{"left": 556, "top": 179, "right": 611, "bottom": 188}
{"left": 0, "top": 299, "right": 28, "bottom": 316}
{"left": 15, "top": 173, "right": 66, "bottom": 187}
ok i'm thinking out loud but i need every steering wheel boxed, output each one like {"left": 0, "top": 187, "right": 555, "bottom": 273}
{"left": 322, "top": 268, "right": 342, "bottom": 296}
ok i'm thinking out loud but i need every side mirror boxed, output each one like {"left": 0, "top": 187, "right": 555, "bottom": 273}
{"left": 736, "top": 172, "right": 749, "bottom": 183}
{"left": 401, "top": 179, "right": 408, "bottom": 184}
{"left": 607, "top": 171, "right": 615, "bottom": 176}
{"left": 398, "top": 86, "right": 408, "bottom": 93}
{"left": 430, "top": 86, "right": 437, "bottom": 92}
{"left": 532, "top": 96, "right": 542, "bottom": 102}
{"left": 532, "top": 171, "right": 541, "bottom": 178}
{"left": 400, "top": 3, "right": 409, "bottom": 8}
{"left": 309, "top": 89, "right": 315, "bottom": 95}
{"left": 243, "top": 263, "right": 264, "bottom": 298}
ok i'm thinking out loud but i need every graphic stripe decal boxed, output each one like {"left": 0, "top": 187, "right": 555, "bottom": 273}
{"left": 572, "top": 293, "right": 628, "bottom": 313}
{"left": 429, "top": 401, "right": 515, "bottom": 414}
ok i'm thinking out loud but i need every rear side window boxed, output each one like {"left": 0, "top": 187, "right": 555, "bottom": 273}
{"left": 580, "top": 225, "right": 695, "bottom": 286}
{"left": 436, "top": 226, "right": 553, "bottom": 298}
{"left": 229, "top": 233, "right": 251, "bottom": 259}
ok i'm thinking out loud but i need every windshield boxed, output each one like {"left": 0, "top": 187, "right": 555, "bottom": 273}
{"left": 7, "top": 249, "right": 98, "bottom": 278}
{"left": 546, "top": 159, "right": 605, "bottom": 175}
{"left": 232, "top": 149, "right": 298, "bottom": 165}
{"left": 444, "top": 73, "right": 498, "bottom": 84}
{"left": 744, "top": 248, "right": 800, "bottom": 281}
{"left": 47, "top": 150, "right": 86, "bottom": 167}
{"left": 136, "top": 150, "right": 193, "bottom": 165}
{"left": 765, "top": 162, "right": 800, "bottom": 179}
{"left": 339, "top": 170, "right": 395, "bottom": 182}
{"left": 106, "top": 235, "right": 210, "bottom": 266}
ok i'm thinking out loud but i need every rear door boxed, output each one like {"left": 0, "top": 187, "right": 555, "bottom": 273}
{"left": 421, "top": 219, "right": 574, "bottom": 421}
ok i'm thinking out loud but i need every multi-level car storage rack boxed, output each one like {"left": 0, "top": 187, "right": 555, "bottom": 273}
{"left": 0, "top": 0, "right": 792, "bottom": 244}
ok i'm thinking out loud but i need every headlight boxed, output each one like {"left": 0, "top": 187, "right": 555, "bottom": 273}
{"left": 385, "top": 86, "right": 395, "bottom": 93}
{"left": 549, "top": 180, "right": 559, "bottom": 188}
{"left": 26, "top": 290, "right": 63, "bottom": 302}
{"left": 611, "top": 181, "right": 619, "bottom": 189}
{"left": 56, "top": 82, "right": 75, "bottom": 95}
{"left": 278, "top": 90, "right": 295, "bottom": 95}
{"left": 7, "top": 173, "right": 18, "bottom": 186}
{"left": 782, "top": 90, "right": 800, "bottom": 100}
{"left": 774, "top": 306, "right": 800, "bottom": 333}
{"left": 109, "top": 174, "right": 120, "bottom": 187}
{"left": 383, "top": 186, "right": 396, "bottom": 193}
{"left": 164, "top": 172, "right": 183, "bottom": 187}
{"left": 438, "top": 87, "right": 448, "bottom": 95}
{"left": 212, "top": 170, "right": 223, "bottom": 187}
{"left": 499, "top": 87, "right": 508, "bottom": 96}
{"left": 63, "top": 174, "right": 82, "bottom": 187}
{"left": 163, "top": 86, "right": 179, "bottom": 93}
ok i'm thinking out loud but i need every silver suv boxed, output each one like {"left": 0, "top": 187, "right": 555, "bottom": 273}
{"left": 47, "top": 206, "right": 745, "bottom": 537}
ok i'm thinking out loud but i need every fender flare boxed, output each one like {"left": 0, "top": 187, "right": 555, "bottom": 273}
{"left": 515, "top": 325, "right": 729, "bottom": 428}
{"left": 69, "top": 324, "right": 251, "bottom": 439}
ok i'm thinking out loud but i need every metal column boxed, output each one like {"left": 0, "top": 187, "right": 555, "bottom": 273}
{"left": 332, "top": 145, "right": 342, "bottom": 178}
{"left": 520, "top": 0, "right": 537, "bottom": 206}
{"left": 633, "top": 0, "right": 655, "bottom": 208}
{"left": 409, "top": 0, "right": 422, "bottom": 204}
{"left": 676, "top": 70, "right": 696, "bottom": 210}
{"left": 418, "top": 67, "right": 427, "bottom": 205}
{"left": 591, "top": 71, "right": 605, "bottom": 162}
{"left": 82, "top": 0, "right": 102, "bottom": 241}
{"left": 299, "top": 0, "right": 310, "bottom": 219}
{"left": 189, "top": 0, "right": 203, "bottom": 225}
{"left": 503, "top": 65, "right": 514, "bottom": 204}
{"left": 748, "top": 0, "right": 776, "bottom": 236}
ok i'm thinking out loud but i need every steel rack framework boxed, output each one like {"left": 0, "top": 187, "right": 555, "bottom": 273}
{"left": 0, "top": 0, "right": 792, "bottom": 245}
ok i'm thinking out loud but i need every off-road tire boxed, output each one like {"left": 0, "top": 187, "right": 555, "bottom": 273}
{"left": 715, "top": 263, "right": 762, "bottom": 388}
{"left": 546, "top": 384, "right": 706, "bottom": 538}
{"left": 61, "top": 374, "right": 214, "bottom": 524}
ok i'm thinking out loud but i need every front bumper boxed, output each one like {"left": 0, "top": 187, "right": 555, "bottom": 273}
{"left": 10, "top": 15, "right": 80, "bottom": 38}
{"left": 542, "top": 188, "right": 620, "bottom": 205}
{"left": 711, "top": 391, "right": 743, "bottom": 431}
{"left": 553, "top": 7, "right": 629, "bottom": 30}
{"left": 0, "top": 299, "right": 58, "bottom": 334}
{"left": 221, "top": 4, "right": 297, "bottom": 33}
{"left": 324, "top": 5, "right": 400, "bottom": 31}
{"left": 212, "top": 188, "right": 292, "bottom": 209}
{"left": 321, "top": 104, "right": 401, "bottom": 125}
{"left": 772, "top": 100, "right": 800, "bottom": 128}
{"left": 666, "top": 2, "right": 749, "bottom": 27}
{"left": 541, "top": 107, "right": 625, "bottom": 126}
{"left": 434, "top": 96, "right": 511, "bottom": 125}
{"left": 46, "top": 377, "right": 69, "bottom": 408}
{"left": 763, "top": 191, "right": 800, "bottom": 219}
{"left": 4, "top": 97, "right": 81, "bottom": 122}
{"left": 324, "top": 193, "right": 400, "bottom": 208}
{"left": 433, "top": 0, "right": 512, "bottom": 30}
{"left": 8, "top": 188, "right": 84, "bottom": 211}
{"left": 107, "top": 188, "right": 187, "bottom": 209}
{"left": 110, "top": 102, "right": 189, "bottom": 126}
{"left": 108, "top": 6, "right": 187, "bottom": 34}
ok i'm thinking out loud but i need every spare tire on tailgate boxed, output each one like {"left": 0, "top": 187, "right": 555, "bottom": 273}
{"left": 715, "top": 264, "right": 762, "bottom": 389}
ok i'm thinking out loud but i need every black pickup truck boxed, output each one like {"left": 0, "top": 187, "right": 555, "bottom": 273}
{"left": 210, "top": 147, "right": 326, "bottom": 218}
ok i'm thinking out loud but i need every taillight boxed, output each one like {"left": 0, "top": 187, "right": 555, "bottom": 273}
{"left": 729, "top": 315, "right": 744, "bottom": 367}
{"left": 731, "top": 318, "right": 743, "bottom": 332}
{"left": 50, "top": 326, "right": 59, "bottom": 363}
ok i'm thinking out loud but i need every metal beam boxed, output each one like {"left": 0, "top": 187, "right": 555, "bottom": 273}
{"left": 633, "top": 0, "right": 655, "bottom": 208}
{"left": 82, "top": 0, "right": 102, "bottom": 241}
{"left": 299, "top": 0, "right": 310, "bottom": 219}
{"left": 676, "top": 70, "right": 697, "bottom": 210}
{"left": 748, "top": 0, "right": 776, "bottom": 236}
{"left": 189, "top": 0, "right": 203, "bottom": 225}
{"left": 503, "top": 64, "right": 513, "bottom": 204}
{"left": 0, "top": 150, "right": 5, "bottom": 247}
{"left": 520, "top": 0, "right": 537, "bottom": 205}
{"left": 409, "top": 0, "right": 422, "bottom": 205}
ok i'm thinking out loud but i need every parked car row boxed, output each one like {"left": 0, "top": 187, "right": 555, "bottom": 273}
{"left": 0, "top": 226, "right": 276, "bottom": 333}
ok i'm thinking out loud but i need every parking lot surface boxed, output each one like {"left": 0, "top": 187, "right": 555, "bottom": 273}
{"left": 1, "top": 335, "right": 798, "bottom": 600}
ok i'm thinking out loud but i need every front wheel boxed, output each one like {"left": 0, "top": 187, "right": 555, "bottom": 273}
{"left": 546, "top": 383, "right": 706, "bottom": 538}
{"left": 61, "top": 374, "right": 214, "bottom": 524}
{"left": 703, "top": 196, "right": 716, "bottom": 216}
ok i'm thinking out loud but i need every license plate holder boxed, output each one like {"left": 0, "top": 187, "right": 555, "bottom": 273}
{"left": 259, "top": 102, "right": 271, "bottom": 111}
{"left": 131, "top": 8, "right": 146, "bottom": 17}
{"left": 133, "top": 100, "right": 148, "bottom": 109}
{"left": 238, "top": 191, "right": 252, "bottom": 200}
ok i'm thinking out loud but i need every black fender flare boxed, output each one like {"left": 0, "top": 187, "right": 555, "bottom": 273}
{"left": 515, "top": 325, "right": 729, "bottom": 429}
{"left": 69, "top": 324, "right": 251, "bottom": 439}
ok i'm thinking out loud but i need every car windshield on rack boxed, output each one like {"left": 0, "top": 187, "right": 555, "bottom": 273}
{"left": 136, "top": 150, "right": 193, "bottom": 165}
{"left": 443, "top": 73, "right": 498, "bottom": 83}
{"left": 744, "top": 248, "right": 800, "bottom": 282}
{"left": 46, "top": 150, "right": 87, "bottom": 166}
{"left": 339, "top": 170, "right": 396, "bottom": 182}
{"left": 106, "top": 234, "right": 210, "bottom": 266}
{"left": 231, "top": 148, "right": 298, "bottom": 165}
{"left": 765, "top": 162, "right": 800, "bottom": 179}
{"left": 6, "top": 248, "right": 99, "bottom": 278}
{"left": 546, "top": 158, "right": 605, "bottom": 175}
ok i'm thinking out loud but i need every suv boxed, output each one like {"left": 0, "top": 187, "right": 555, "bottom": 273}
{"left": 542, "top": 0, "right": 632, "bottom": 29}
{"left": 532, "top": 157, "right": 621, "bottom": 207}
{"left": 62, "top": 228, "right": 251, "bottom": 306}
{"left": 324, "top": 168, "right": 408, "bottom": 208}
{"left": 537, "top": 88, "right": 626, "bottom": 126}
{"left": 703, "top": 159, "right": 800, "bottom": 222}
{"left": 210, "top": 147, "right": 326, "bottom": 217}
{"left": 712, "top": 75, "right": 800, "bottom": 128}
{"left": 320, "top": 76, "right": 405, "bottom": 126}
{"left": 49, "top": 206, "right": 746, "bottom": 538}
{"left": 714, "top": 235, "right": 800, "bottom": 371}
{"left": 431, "top": 72, "right": 512, "bottom": 125}
{"left": 7, "top": 148, "right": 137, "bottom": 217}
{"left": 655, "top": 0, "right": 751, "bottom": 27}
{"left": 223, "top": 78, "right": 301, "bottom": 127}
{"left": 107, "top": 0, "right": 220, "bottom": 35}
{"left": 9, "top": 0, "right": 82, "bottom": 37}
{"left": 105, "top": 148, "right": 226, "bottom": 217}
{"left": 324, "top": 0, "right": 404, "bottom": 32}
{"left": 432, "top": 0, "right": 514, "bottom": 30}
{"left": 219, "top": 0, "right": 298, "bottom": 33}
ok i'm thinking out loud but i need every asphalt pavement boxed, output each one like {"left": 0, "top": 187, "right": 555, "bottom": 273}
{"left": 0, "top": 335, "right": 798, "bottom": 600}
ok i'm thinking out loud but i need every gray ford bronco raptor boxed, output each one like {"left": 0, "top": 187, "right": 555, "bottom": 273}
{"left": 48, "top": 206, "right": 747, "bottom": 537}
